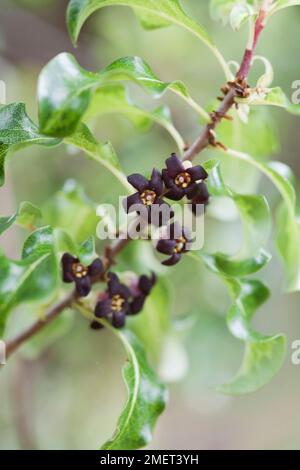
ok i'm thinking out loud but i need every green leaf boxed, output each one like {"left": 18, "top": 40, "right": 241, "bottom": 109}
{"left": 43, "top": 179, "right": 101, "bottom": 243}
{"left": 0, "top": 226, "right": 59, "bottom": 336}
{"left": 0, "top": 202, "right": 42, "bottom": 236}
{"left": 190, "top": 161, "right": 284, "bottom": 394}
{"left": 274, "top": 0, "right": 300, "bottom": 12}
{"left": 0, "top": 103, "right": 60, "bottom": 185}
{"left": 217, "top": 278, "right": 286, "bottom": 395}
{"left": 38, "top": 53, "right": 209, "bottom": 137}
{"left": 192, "top": 253, "right": 286, "bottom": 394}
{"left": 0, "top": 213, "right": 17, "bottom": 236}
{"left": 224, "top": 148, "right": 300, "bottom": 292}
{"left": 67, "top": 0, "right": 229, "bottom": 77}
{"left": 76, "top": 301, "right": 167, "bottom": 450}
{"left": 0, "top": 144, "right": 9, "bottom": 187}
{"left": 16, "top": 202, "right": 42, "bottom": 230}
{"left": 85, "top": 84, "right": 185, "bottom": 151}
{"left": 65, "top": 124, "right": 131, "bottom": 191}
{"left": 101, "top": 329, "right": 168, "bottom": 450}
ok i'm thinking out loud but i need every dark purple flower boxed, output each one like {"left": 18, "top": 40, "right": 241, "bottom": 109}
{"left": 61, "top": 253, "right": 103, "bottom": 297}
{"left": 190, "top": 182, "right": 210, "bottom": 215}
{"left": 156, "top": 222, "right": 192, "bottom": 266}
{"left": 162, "top": 153, "right": 208, "bottom": 201}
{"left": 130, "top": 272, "right": 157, "bottom": 315}
{"left": 94, "top": 272, "right": 131, "bottom": 328}
{"left": 124, "top": 169, "right": 173, "bottom": 226}
{"left": 125, "top": 168, "right": 164, "bottom": 211}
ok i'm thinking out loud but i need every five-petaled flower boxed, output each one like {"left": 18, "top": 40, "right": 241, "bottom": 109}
{"left": 130, "top": 272, "right": 157, "bottom": 314}
{"left": 162, "top": 153, "right": 208, "bottom": 201}
{"left": 125, "top": 168, "right": 173, "bottom": 226}
{"left": 156, "top": 222, "right": 192, "bottom": 266}
{"left": 125, "top": 168, "right": 164, "bottom": 212}
{"left": 94, "top": 272, "right": 131, "bottom": 328}
{"left": 61, "top": 253, "right": 103, "bottom": 297}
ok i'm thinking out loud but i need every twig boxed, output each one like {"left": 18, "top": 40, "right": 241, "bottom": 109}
{"left": 4, "top": 1, "right": 270, "bottom": 360}
{"left": 183, "top": 0, "right": 270, "bottom": 162}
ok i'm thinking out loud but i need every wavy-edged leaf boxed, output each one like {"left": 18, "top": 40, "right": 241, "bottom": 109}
{"left": 75, "top": 302, "right": 167, "bottom": 450}
{"left": 0, "top": 226, "right": 59, "bottom": 336}
{"left": 38, "top": 53, "right": 208, "bottom": 137}
{"left": 85, "top": 84, "right": 185, "bottom": 151}
{"left": 0, "top": 103, "right": 60, "bottom": 185}
{"left": 66, "top": 0, "right": 229, "bottom": 76}
{"left": 216, "top": 278, "right": 286, "bottom": 394}
{"left": 190, "top": 161, "right": 283, "bottom": 394}
{"left": 192, "top": 251, "right": 286, "bottom": 393}
{"left": 102, "top": 329, "right": 168, "bottom": 449}
{"left": 223, "top": 148, "right": 300, "bottom": 292}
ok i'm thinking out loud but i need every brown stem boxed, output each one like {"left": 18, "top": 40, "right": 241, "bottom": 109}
{"left": 5, "top": 235, "right": 131, "bottom": 359}
{"left": 4, "top": 1, "right": 270, "bottom": 360}
{"left": 183, "top": 1, "right": 269, "bottom": 162}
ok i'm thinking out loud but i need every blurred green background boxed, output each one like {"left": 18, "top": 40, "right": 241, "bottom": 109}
{"left": 1, "top": 0, "right": 300, "bottom": 450}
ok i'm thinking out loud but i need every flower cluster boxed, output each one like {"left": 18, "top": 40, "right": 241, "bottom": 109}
{"left": 61, "top": 253, "right": 156, "bottom": 329}
{"left": 94, "top": 272, "right": 156, "bottom": 328}
{"left": 125, "top": 153, "right": 209, "bottom": 265}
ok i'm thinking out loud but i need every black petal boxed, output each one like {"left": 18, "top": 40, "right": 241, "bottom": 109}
{"left": 95, "top": 298, "right": 112, "bottom": 318}
{"left": 75, "top": 276, "right": 91, "bottom": 297}
{"left": 165, "top": 153, "right": 184, "bottom": 178}
{"left": 185, "top": 182, "right": 199, "bottom": 199}
{"left": 149, "top": 168, "right": 163, "bottom": 195}
{"left": 130, "top": 295, "right": 146, "bottom": 315}
{"left": 127, "top": 173, "right": 149, "bottom": 192}
{"left": 156, "top": 239, "right": 176, "bottom": 255}
{"left": 107, "top": 272, "right": 121, "bottom": 295}
{"left": 186, "top": 165, "right": 208, "bottom": 182}
{"left": 112, "top": 311, "right": 126, "bottom": 328}
{"left": 117, "top": 284, "right": 131, "bottom": 300}
{"left": 88, "top": 259, "right": 103, "bottom": 278}
{"left": 139, "top": 273, "right": 156, "bottom": 295}
{"left": 162, "top": 253, "right": 181, "bottom": 266}
{"left": 124, "top": 192, "right": 142, "bottom": 213}
{"left": 192, "top": 183, "right": 210, "bottom": 205}
{"left": 164, "top": 188, "right": 185, "bottom": 201}
{"left": 61, "top": 253, "right": 77, "bottom": 282}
